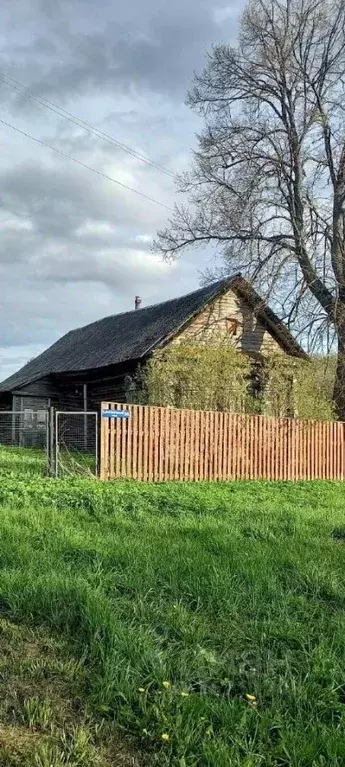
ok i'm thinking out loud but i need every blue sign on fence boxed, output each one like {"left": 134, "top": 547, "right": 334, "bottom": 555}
{"left": 102, "top": 410, "right": 130, "bottom": 419}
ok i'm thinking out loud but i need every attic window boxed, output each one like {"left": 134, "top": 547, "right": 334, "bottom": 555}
{"left": 226, "top": 317, "right": 239, "bottom": 335}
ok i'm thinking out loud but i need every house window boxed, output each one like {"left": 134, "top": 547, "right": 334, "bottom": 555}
{"left": 37, "top": 410, "right": 48, "bottom": 429}
{"left": 23, "top": 409, "right": 34, "bottom": 426}
{"left": 226, "top": 317, "right": 239, "bottom": 335}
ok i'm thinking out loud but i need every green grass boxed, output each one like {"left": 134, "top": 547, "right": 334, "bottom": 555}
{"left": 1, "top": 452, "right": 345, "bottom": 764}
{"left": 0, "top": 617, "right": 140, "bottom": 766}
{"left": 0, "top": 445, "right": 97, "bottom": 479}
{"left": 0, "top": 446, "right": 48, "bottom": 478}
{"left": 56, "top": 447, "right": 97, "bottom": 477}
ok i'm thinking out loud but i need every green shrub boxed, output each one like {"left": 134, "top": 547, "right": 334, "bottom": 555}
{"left": 135, "top": 342, "right": 337, "bottom": 420}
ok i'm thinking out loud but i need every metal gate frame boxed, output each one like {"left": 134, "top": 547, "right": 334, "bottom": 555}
{"left": 54, "top": 410, "right": 99, "bottom": 477}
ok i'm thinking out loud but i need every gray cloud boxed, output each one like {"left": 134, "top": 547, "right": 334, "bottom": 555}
{"left": 2, "top": 0, "right": 239, "bottom": 101}
{"left": 0, "top": 155, "right": 173, "bottom": 236}
{"left": 0, "top": 0, "right": 243, "bottom": 379}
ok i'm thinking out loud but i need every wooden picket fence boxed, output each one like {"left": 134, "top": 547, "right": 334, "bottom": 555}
{"left": 100, "top": 402, "right": 345, "bottom": 482}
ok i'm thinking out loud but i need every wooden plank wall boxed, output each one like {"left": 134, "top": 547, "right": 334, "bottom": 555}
{"left": 100, "top": 402, "right": 345, "bottom": 482}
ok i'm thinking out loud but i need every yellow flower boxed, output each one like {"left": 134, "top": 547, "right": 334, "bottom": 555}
{"left": 180, "top": 691, "right": 189, "bottom": 697}
{"left": 162, "top": 680, "right": 171, "bottom": 689}
{"left": 161, "top": 733, "right": 169, "bottom": 742}
{"left": 245, "top": 692, "right": 258, "bottom": 708}
{"left": 138, "top": 687, "right": 145, "bottom": 693}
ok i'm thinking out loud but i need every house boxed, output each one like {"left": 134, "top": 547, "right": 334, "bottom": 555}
{"left": 0, "top": 275, "right": 307, "bottom": 415}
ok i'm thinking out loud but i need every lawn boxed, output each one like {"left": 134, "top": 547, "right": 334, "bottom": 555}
{"left": 0, "top": 445, "right": 97, "bottom": 479}
{"left": 0, "top": 446, "right": 48, "bottom": 478}
{"left": 0, "top": 456, "right": 345, "bottom": 764}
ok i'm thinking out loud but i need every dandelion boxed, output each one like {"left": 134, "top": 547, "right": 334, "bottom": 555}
{"left": 162, "top": 680, "right": 171, "bottom": 689}
{"left": 180, "top": 691, "right": 189, "bottom": 697}
{"left": 161, "top": 733, "right": 169, "bottom": 742}
{"left": 138, "top": 687, "right": 145, "bottom": 693}
{"left": 245, "top": 693, "right": 257, "bottom": 707}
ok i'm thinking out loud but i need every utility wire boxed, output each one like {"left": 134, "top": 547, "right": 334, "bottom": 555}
{"left": 0, "top": 71, "right": 175, "bottom": 178}
{"left": 0, "top": 117, "right": 174, "bottom": 211}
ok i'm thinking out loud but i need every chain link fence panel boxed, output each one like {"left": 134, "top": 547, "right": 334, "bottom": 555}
{"left": 55, "top": 411, "right": 98, "bottom": 477}
{"left": 0, "top": 410, "right": 49, "bottom": 476}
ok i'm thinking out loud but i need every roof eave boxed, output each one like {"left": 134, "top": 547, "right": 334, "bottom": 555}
{"left": 231, "top": 276, "right": 308, "bottom": 360}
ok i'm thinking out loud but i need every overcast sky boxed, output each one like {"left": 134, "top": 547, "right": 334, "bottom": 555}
{"left": 0, "top": 0, "right": 242, "bottom": 380}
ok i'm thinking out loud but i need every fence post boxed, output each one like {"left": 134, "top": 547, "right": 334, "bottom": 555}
{"left": 47, "top": 407, "right": 55, "bottom": 476}
{"left": 83, "top": 384, "right": 88, "bottom": 452}
{"left": 100, "top": 404, "right": 109, "bottom": 480}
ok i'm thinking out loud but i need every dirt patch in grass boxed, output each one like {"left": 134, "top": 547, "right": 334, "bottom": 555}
{"left": 331, "top": 527, "right": 345, "bottom": 543}
{"left": 0, "top": 617, "right": 145, "bottom": 766}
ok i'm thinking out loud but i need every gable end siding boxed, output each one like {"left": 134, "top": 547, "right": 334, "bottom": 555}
{"left": 172, "top": 289, "right": 286, "bottom": 355}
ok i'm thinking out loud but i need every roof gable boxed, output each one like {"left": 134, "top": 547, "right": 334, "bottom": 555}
{"left": 0, "top": 276, "right": 307, "bottom": 393}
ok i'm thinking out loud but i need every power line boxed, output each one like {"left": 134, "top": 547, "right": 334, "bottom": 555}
{"left": 0, "top": 117, "right": 174, "bottom": 212}
{"left": 0, "top": 72, "right": 174, "bottom": 178}
{"left": 0, "top": 71, "right": 175, "bottom": 179}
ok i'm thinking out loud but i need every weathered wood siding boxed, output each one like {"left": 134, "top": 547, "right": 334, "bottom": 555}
{"left": 88, "top": 377, "right": 127, "bottom": 410}
{"left": 175, "top": 288, "right": 285, "bottom": 355}
{"left": 87, "top": 361, "right": 140, "bottom": 410}
{"left": 0, "top": 392, "right": 12, "bottom": 411}
{"left": 12, "top": 377, "right": 59, "bottom": 401}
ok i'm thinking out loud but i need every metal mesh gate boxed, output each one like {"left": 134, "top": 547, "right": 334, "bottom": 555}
{"left": 0, "top": 409, "right": 99, "bottom": 477}
{"left": 0, "top": 410, "right": 49, "bottom": 476}
{"left": 55, "top": 411, "right": 98, "bottom": 477}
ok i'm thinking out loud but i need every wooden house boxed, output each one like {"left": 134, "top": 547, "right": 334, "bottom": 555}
{"left": 0, "top": 275, "right": 307, "bottom": 415}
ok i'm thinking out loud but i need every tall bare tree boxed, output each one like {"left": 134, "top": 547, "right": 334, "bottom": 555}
{"left": 155, "top": 0, "right": 345, "bottom": 418}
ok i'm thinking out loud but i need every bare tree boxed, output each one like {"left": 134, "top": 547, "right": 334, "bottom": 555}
{"left": 155, "top": 0, "right": 345, "bottom": 418}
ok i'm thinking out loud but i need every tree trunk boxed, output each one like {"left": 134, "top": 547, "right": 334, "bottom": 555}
{"left": 333, "top": 317, "right": 345, "bottom": 421}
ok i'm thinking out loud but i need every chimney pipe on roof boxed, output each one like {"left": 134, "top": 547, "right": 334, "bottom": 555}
{"left": 135, "top": 296, "right": 142, "bottom": 311}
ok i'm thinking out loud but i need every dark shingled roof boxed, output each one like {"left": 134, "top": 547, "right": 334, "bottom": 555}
{"left": 0, "top": 276, "right": 307, "bottom": 393}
